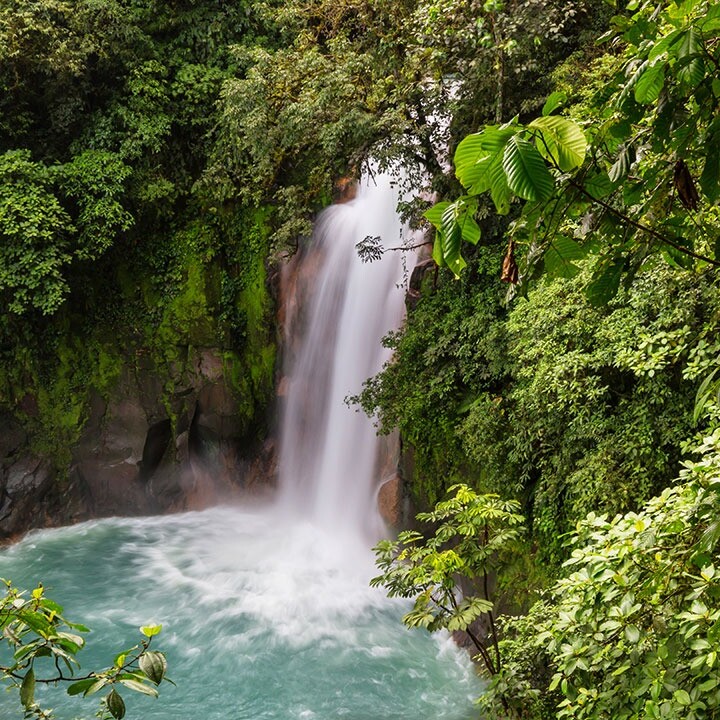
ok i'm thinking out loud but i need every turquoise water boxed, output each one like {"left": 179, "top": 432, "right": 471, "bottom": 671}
{"left": 0, "top": 505, "right": 482, "bottom": 720}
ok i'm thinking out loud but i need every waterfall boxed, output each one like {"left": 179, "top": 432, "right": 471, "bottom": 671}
{"left": 0, "top": 171, "right": 485, "bottom": 720}
{"left": 277, "top": 171, "right": 411, "bottom": 544}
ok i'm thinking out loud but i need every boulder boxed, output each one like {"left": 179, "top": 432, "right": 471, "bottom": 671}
{"left": 378, "top": 474, "right": 403, "bottom": 526}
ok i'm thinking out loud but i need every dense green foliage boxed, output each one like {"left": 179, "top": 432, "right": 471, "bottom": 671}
{"left": 362, "top": 0, "right": 720, "bottom": 568}
{"left": 0, "top": 581, "right": 168, "bottom": 719}
{"left": 361, "top": 258, "right": 719, "bottom": 566}
{"left": 478, "top": 430, "right": 720, "bottom": 720}
{"left": 208, "top": 0, "right": 602, "bottom": 240}
{"left": 0, "top": 0, "right": 282, "bottom": 460}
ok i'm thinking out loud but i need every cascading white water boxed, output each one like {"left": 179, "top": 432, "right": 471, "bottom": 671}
{"left": 277, "top": 171, "right": 410, "bottom": 544}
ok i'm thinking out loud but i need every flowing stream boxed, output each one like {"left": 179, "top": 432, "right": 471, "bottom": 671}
{"left": 0, "top": 174, "right": 482, "bottom": 719}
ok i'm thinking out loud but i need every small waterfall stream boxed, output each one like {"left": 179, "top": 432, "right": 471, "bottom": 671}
{"left": 0, "top": 174, "right": 483, "bottom": 720}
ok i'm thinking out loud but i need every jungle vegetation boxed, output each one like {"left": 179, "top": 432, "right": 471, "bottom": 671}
{"left": 1, "top": 0, "right": 720, "bottom": 717}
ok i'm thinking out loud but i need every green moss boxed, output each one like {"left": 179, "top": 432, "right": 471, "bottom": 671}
{"left": 14, "top": 333, "right": 124, "bottom": 471}
{"left": 156, "top": 262, "right": 217, "bottom": 349}
{"left": 0, "top": 200, "right": 279, "bottom": 472}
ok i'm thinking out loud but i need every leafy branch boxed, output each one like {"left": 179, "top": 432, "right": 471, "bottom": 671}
{"left": 424, "top": 0, "right": 720, "bottom": 303}
{"left": 371, "top": 485, "right": 524, "bottom": 678}
{"left": 0, "top": 581, "right": 170, "bottom": 720}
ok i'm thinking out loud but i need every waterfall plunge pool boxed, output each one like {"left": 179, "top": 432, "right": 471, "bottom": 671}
{"left": 0, "top": 505, "right": 483, "bottom": 720}
{"left": 0, "top": 171, "right": 484, "bottom": 719}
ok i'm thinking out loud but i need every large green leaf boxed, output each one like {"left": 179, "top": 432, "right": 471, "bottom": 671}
{"left": 423, "top": 201, "right": 451, "bottom": 231}
{"left": 661, "top": 236, "right": 694, "bottom": 271}
{"left": 119, "top": 678, "right": 159, "bottom": 697}
{"left": 701, "top": 3, "right": 720, "bottom": 32}
{"left": 459, "top": 211, "right": 481, "bottom": 245}
{"left": 648, "top": 28, "right": 682, "bottom": 60}
{"left": 487, "top": 154, "right": 511, "bottom": 214}
{"left": 608, "top": 143, "right": 635, "bottom": 185}
{"left": 67, "top": 678, "right": 99, "bottom": 697}
{"left": 701, "top": 128, "right": 720, "bottom": 203}
{"left": 440, "top": 202, "right": 466, "bottom": 277}
{"left": 432, "top": 237, "right": 444, "bottom": 267}
{"left": 677, "top": 55, "right": 705, "bottom": 88}
{"left": 675, "top": 27, "right": 705, "bottom": 87}
{"left": 529, "top": 116, "right": 587, "bottom": 171}
{"left": 454, "top": 133, "right": 487, "bottom": 190}
{"left": 107, "top": 689, "right": 126, "bottom": 720}
{"left": 502, "top": 136, "right": 554, "bottom": 201}
{"left": 427, "top": 199, "right": 478, "bottom": 275}
{"left": 634, "top": 62, "right": 665, "bottom": 103}
{"left": 454, "top": 127, "right": 515, "bottom": 194}
{"left": 542, "top": 90, "right": 568, "bottom": 116}
{"left": 584, "top": 172, "right": 615, "bottom": 199}
{"left": 675, "top": 26, "right": 700, "bottom": 61}
{"left": 139, "top": 650, "right": 167, "bottom": 685}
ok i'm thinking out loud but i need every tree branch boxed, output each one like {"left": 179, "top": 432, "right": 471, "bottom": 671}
{"left": 567, "top": 178, "right": 720, "bottom": 267}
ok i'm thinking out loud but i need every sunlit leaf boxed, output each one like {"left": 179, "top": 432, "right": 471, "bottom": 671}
{"left": 455, "top": 127, "right": 516, "bottom": 195}
{"left": 634, "top": 62, "right": 665, "bottom": 103}
{"left": 119, "top": 678, "right": 159, "bottom": 697}
{"left": 440, "top": 202, "right": 466, "bottom": 278}
{"left": 140, "top": 624, "right": 162, "bottom": 638}
{"left": 542, "top": 90, "right": 568, "bottom": 116}
{"left": 423, "top": 201, "right": 451, "bottom": 231}
{"left": 529, "top": 116, "right": 587, "bottom": 171}
{"left": 503, "top": 136, "right": 554, "bottom": 201}
{"left": 84, "top": 678, "right": 108, "bottom": 696}
{"left": 67, "top": 678, "right": 99, "bottom": 697}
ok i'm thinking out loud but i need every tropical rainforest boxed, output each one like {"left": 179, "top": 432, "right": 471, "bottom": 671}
{"left": 1, "top": 0, "right": 720, "bottom": 718}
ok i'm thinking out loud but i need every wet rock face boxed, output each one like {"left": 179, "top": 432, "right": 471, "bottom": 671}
{"left": 0, "top": 412, "right": 65, "bottom": 540}
{"left": 405, "top": 257, "right": 435, "bottom": 311}
{"left": 0, "top": 348, "right": 275, "bottom": 542}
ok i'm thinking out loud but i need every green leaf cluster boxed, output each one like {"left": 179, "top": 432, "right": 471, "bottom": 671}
{"left": 0, "top": 581, "right": 169, "bottom": 719}
{"left": 371, "top": 484, "right": 524, "bottom": 675}
{"left": 0, "top": 149, "right": 132, "bottom": 316}
{"left": 425, "top": 116, "right": 587, "bottom": 276}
